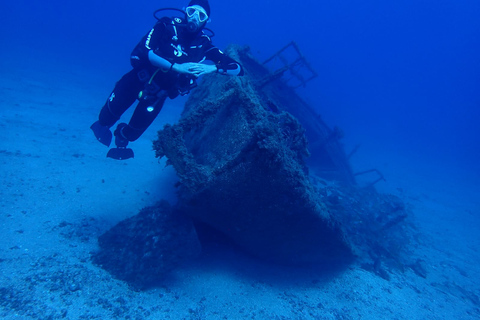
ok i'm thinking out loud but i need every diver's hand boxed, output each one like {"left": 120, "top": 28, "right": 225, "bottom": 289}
{"left": 172, "top": 63, "right": 217, "bottom": 78}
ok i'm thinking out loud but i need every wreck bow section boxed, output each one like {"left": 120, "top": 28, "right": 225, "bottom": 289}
{"left": 154, "top": 45, "right": 354, "bottom": 264}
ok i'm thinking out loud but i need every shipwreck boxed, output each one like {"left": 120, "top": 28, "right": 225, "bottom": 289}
{"left": 93, "top": 43, "right": 414, "bottom": 287}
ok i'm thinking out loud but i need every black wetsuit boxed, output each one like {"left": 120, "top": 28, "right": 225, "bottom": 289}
{"left": 97, "top": 16, "right": 243, "bottom": 142}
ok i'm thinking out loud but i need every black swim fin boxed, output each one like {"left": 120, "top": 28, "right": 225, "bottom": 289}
{"left": 90, "top": 121, "right": 112, "bottom": 147}
{"left": 107, "top": 147, "right": 134, "bottom": 160}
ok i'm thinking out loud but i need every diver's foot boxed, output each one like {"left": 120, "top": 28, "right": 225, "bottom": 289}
{"left": 107, "top": 123, "right": 134, "bottom": 160}
{"left": 90, "top": 121, "right": 112, "bottom": 147}
{"left": 107, "top": 147, "right": 134, "bottom": 160}
{"left": 113, "top": 123, "right": 130, "bottom": 148}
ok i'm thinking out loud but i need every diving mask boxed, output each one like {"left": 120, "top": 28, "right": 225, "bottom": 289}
{"left": 186, "top": 6, "right": 209, "bottom": 23}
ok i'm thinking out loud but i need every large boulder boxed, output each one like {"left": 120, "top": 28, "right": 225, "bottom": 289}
{"left": 92, "top": 201, "right": 201, "bottom": 287}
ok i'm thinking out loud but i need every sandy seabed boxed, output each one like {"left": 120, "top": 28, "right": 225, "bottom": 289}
{"left": 1, "top": 62, "right": 479, "bottom": 320}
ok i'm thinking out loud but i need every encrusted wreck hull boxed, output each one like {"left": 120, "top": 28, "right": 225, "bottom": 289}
{"left": 154, "top": 65, "right": 352, "bottom": 264}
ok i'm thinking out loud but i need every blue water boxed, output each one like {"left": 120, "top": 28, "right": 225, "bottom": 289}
{"left": 1, "top": 0, "right": 479, "bottom": 318}
{"left": 3, "top": 0, "right": 478, "bottom": 171}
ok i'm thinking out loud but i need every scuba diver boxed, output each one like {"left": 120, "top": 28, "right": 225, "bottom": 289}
{"left": 91, "top": 0, "right": 244, "bottom": 160}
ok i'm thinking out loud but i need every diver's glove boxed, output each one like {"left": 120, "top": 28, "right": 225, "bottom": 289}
{"left": 173, "top": 62, "right": 217, "bottom": 77}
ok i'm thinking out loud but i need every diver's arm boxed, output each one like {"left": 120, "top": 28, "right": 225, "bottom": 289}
{"left": 175, "top": 63, "right": 216, "bottom": 77}
{"left": 148, "top": 50, "right": 216, "bottom": 77}
{"left": 217, "top": 63, "right": 243, "bottom": 76}
{"left": 173, "top": 63, "right": 217, "bottom": 77}
{"left": 205, "top": 47, "right": 244, "bottom": 76}
{"left": 148, "top": 50, "right": 173, "bottom": 70}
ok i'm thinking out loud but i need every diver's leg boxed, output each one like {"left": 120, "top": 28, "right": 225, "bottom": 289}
{"left": 121, "top": 91, "right": 168, "bottom": 141}
{"left": 99, "top": 69, "right": 144, "bottom": 126}
{"left": 91, "top": 69, "right": 143, "bottom": 147}
{"left": 107, "top": 91, "right": 168, "bottom": 160}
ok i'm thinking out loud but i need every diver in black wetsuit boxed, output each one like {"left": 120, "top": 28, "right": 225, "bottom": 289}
{"left": 91, "top": 0, "right": 244, "bottom": 160}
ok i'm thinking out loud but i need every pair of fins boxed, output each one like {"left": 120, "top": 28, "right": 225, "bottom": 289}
{"left": 90, "top": 121, "right": 134, "bottom": 160}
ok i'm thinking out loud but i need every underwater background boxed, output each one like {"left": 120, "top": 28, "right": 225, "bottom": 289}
{"left": 1, "top": 0, "right": 479, "bottom": 319}
{"left": 3, "top": 0, "right": 479, "bottom": 184}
